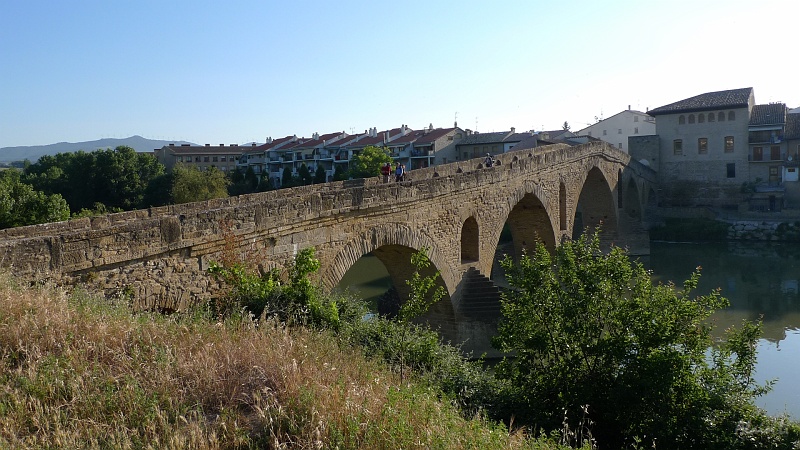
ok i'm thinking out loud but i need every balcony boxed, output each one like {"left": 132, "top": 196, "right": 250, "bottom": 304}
{"left": 749, "top": 130, "right": 784, "bottom": 144}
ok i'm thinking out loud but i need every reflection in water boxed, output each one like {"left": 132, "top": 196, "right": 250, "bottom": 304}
{"left": 334, "top": 254, "right": 392, "bottom": 310}
{"left": 337, "top": 243, "right": 800, "bottom": 418}
{"left": 646, "top": 241, "right": 800, "bottom": 418}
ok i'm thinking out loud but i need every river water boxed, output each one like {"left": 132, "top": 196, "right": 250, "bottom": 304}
{"left": 336, "top": 241, "right": 800, "bottom": 418}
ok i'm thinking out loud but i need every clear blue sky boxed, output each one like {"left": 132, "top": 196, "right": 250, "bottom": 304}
{"left": 2, "top": 0, "right": 798, "bottom": 148}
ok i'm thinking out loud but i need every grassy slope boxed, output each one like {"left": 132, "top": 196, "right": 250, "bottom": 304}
{"left": 0, "top": 276, "right": 576, "bottom": 449}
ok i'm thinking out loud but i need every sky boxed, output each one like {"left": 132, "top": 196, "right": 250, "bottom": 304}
{"left": 1, "top": 0, "right": 799, "bottom": 148}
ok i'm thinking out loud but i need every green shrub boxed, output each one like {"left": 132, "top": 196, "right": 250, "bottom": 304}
{"left": 492, "top": 230, "right": 790, "bottom": 449}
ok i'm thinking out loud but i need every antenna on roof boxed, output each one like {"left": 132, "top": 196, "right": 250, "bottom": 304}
{"left": 454, "top": 111, "right": 458, "bottom": 128}
{"left": 475, "top": 116, "right": 478, "bottom": 132}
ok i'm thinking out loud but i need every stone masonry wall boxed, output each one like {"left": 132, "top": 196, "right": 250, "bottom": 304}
{"left": 0, "top": 142, "right": 656, "bottom": 311}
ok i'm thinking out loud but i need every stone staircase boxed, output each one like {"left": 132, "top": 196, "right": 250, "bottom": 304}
{"left": 457, "top": 267, "right": 503, "bottom": 319}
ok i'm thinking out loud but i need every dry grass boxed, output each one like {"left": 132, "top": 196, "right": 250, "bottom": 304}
{"left": 0, "top": 276, "right": 563, "bottom": 449}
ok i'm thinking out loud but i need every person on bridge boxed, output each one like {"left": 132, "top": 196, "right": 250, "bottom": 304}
{"left": 484, "top": 153, "right": 494, "bottom": 167}
{"left": 380, "top": 162, "right": 392, "bottom": 183}
{"left": 395, "top": 163, "right": 405, "bottom": 182}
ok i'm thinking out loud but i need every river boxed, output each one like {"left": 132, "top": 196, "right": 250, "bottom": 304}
{"left": 336, "top": 241, "right": 800, "bottom": 418}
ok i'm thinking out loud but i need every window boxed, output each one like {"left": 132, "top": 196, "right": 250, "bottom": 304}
{"left": 220, "top": 156, "right": 226, "bottom": 162}
{"left": 634, "top": 116, "right": 639, "bottom": 122}
{"left": 698, "top": 138, "right": 708, "bottom": 154}
{"left": 634, "top": 127, "right": 638, "bottom": 134}
{"left": 588, "top": 131, "right": 592, "bottom": 137}
{"left": 725, "top": 136, "right": 734, "bottom": 153}
{"left": 673, "top": 139, "right": 683, "bottom": 155}
{"left": 448, "top": 135, "right": 453, "bottom": 141}
{"left": 618, "top": 129, "right": 622, "bottom": 134}
{"left": 727, "top": 163, "right": 736, "bottom": 178}
{"left": 688, "top": 114, "right": 695, "bottom": 124}
{"left": 753, "top": 146, "right": 763, "bottom": 161}
{"left": 195, "top": 156, "right": 200, "bottom": 162}
{"left": 204, "top": 156, "right": 210, "bottom": 162}
{"left": 771, "top": 146, "right": 781, "bottom": 160}
{"left": 177, "top": 156, "right": 183, "bottom": 162}
{"left": 698, "top": 114, "right": 705, "bottom": 123}
{"left": 728, "top": 111, "right": 735, "bottom": 121}
{"left": 618, "top": 143, "right": 623, "bottom": 149}
{"left": 603, "top": 130, "right": 607, "bottom": 136}
{"left": 679, "top": 115, "right": 686, "bottom": 125}
{"left": 708, "top": 113, "right": 715, "bottom": 122}
{"left": 718, "top": 112, "right": 725, "bottom": 121}
{"left": 212, "top": 156, "right": 218, "bottom": 162}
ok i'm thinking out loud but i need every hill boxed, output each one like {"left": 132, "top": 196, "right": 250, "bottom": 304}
{"left": 0, "top": 136, "right": 194, "bottom": 163}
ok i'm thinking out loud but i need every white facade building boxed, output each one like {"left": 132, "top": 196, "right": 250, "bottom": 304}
{"left": 577, "top": 109, "right": 655, "bottom": 153}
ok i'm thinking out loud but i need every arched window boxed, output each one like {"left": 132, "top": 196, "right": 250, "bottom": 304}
{"left": 718, "top": 112, "right": 725, "bottom": 121}
{"left": 698, "top": 113, "right": 705, "bottom": 123}
{"left": 688, "top": 114, "right": 695, "bottom": 124}
{"left": 678, "top": 115, "right": 685, "bottom": 125}
{"left": 728, "top": 111, "right": 735, "bottom": 121}
{"left": 708, "top": 113, "right": 715, "bottom": 122}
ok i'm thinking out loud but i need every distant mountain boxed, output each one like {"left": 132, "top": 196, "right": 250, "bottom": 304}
{"left": 0, "top": 136, "right": 195, "bottom": 163}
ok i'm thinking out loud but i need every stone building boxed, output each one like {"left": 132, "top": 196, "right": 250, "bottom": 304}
{"left": 632, "top": 87, "right": 800, "bottom": 211}
{"left": 636, "top": 87, "right": 755, "bottom": 208}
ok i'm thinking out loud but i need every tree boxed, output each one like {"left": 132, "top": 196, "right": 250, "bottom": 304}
{"left": 23, "top": 146, "right": 165, "bottom": 213}
{"left": 297, "top": 163, "right": 312, "bottom": 186}
{"left": 171, "top": 165, "right": 230, "bottom": 204}
{"left": 395, "top": 247, "right": 446, "bottom": 380}
{"left": 348, "top": 145, "right": 393, "bottom": 180}
{"left": 562, "top": 121, "right": 571, "bottom": 131}
{"left": 332, "top": 165, "right": 347, "bottom": 181}
{"left": 281, "top": 167, "right": 298, "bottom": 188}
{"left": 313, "top": 164, "right": 327, "bottom": 184}
{"left": 492, "top": 231, "right": 770, "bottom": 449}
{"left": 0, "top": 170, "right": 70, "bottom": 229}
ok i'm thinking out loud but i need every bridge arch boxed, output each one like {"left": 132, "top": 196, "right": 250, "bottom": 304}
{"left": 573, "top": 166, "right": 618, "bottom": 238}
{"left": 321, "top": 222, "right": 454, "bottom": 298}
{"left": 460, "top": 216, "right": 479, "bottom": 263}
{"left": 498, "top": 183, "right": 556, "bottom": 260}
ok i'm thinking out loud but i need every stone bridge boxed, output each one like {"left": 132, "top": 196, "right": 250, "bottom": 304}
{"left": 0, "top": 142, "right": 657, "bottom": 321}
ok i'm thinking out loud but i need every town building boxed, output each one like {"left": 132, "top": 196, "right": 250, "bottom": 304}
{"left": 577, "top": 108, "right": 655, "bottom": 153}
{"left": 632, "top": 87, "right": 800, "bottom": 211}
{"left": 154, "top": 143, "right": 250, "bottom": 173}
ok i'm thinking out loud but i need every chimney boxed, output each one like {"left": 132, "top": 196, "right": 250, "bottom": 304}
{"left": 219, "top": 144, "right": 225, "bottom": 147}
{"left": 628, "top": 105, "right": 631, "bottom": 111}
{"left": 169, "top": 143, "right": 175, "bottom": 147}
{"left": 205, "top": 144, "right": 210, "bottom": 147}
{"left": 511, "top": 127, "right": 515, "bottom": 133}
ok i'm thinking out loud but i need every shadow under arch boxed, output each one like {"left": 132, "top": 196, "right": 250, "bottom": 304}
{"left": 493, "top": 189, "right": 556, "bottom": 281}
{"left": 461, "top": 216, "right": 479, "bottom": 263}
{"left": 573, "top": 166, "right": 618, "bottom": 241}
{"left": 322, "top": 222, "right": 454, "bottom": 298}
{"left": 624, "top": 176, "right": 642, "bottom": 220}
